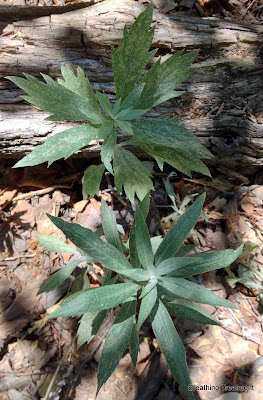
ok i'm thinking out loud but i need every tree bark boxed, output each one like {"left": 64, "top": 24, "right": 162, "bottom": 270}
{"left": 1, "top": 0, "right": 263, "bottom": 173}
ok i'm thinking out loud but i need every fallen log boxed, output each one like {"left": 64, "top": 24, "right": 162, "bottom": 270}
{"left": 1, "top": 0, "right": 263, "bottom": 174}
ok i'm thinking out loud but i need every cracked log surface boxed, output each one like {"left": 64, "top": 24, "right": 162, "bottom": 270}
{"left": 1, "top": 0, "right": 263, "bottom": 174}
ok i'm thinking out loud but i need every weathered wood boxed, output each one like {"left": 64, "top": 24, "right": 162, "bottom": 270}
{"left": 1, "top": 0, "right": 263, "bottom": 172}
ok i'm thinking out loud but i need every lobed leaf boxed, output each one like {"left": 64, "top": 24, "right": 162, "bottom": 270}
{"left": 151, "top": 300, "right": 194, "bottom": 400}
{"left": 158, "top": 277, "right": 237, "bottom": 309}
{"left": 135, "top": 50, "right": 198, "bottom": 110}
{"left": 154, "top": 193, "right": 205, "bottom": 265}
{"left": 113, "top": 147, "right": 153, "bottom": 203}
{"left": 58, "top": 66, "right": 101, "bottom": 117}
{"left": 48, "top": 282, "right": 140, "bottom": 318}
{"left": 169, "top": 245, "right": 243, "bottom": 278}
{"left": 114, "top": 83, "right": 145, "bottom": 117}
{"left": 97, "top": 299, "right": 136, "bottom": 393}
{"left": 14, "top": 124, "right": 98, "bottom": 168}
{"left": 7, "top": 72, "right": 104, "bottom": 123}
{"left": 96, "top": 90, "right": 114, "bottom": 118}
{"left": 101, "top": 126, "right": 116, "bottom": 174}
{"left": 82, "top": 164, "right": 105, "bottom": 199}
{"left": 133, "top": 118, "right": 212, "bottom": 176}
{"left": 38, "top": 258, "right": 81, "bottom": 294}
{"left": 111, "top": 5, "right": 157, "bottom": 101}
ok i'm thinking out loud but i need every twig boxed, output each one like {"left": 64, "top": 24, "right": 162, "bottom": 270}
{"left": 43, "top": 362, "right": 61, "bottom": 400}
{"left": 43, "top": 333, "right": 78, "bottom": 400}
{"left": 221, "top": 324, "right": 260, "bottom": 345}
{"left": 3, "top": 253, "right": 36, "bottom": 261}
{"left": 13, "top": 185, "right": 71, "bottom": 201}
{"left": 0, "top": 370, "right": 53, "bottom": 377}
{"left": 114, "top": 382, "right": 129, "bottom": 398}
{"left": 105, "top": 173, "right": 129, "bottom": 207}
{"left": 241, "top": 0, "right": 257, "bottom": 18}
{"left": 137, "top": 347, "right": 157, "bottom": 377}
{"left": 65, "top": 331, "right": 108, "bottom": 400}
{"left": 229, "top": 309, "right": 243, "bottom": 329}
{"left": 247, "top": 297, "right": 263, "bottom": 331}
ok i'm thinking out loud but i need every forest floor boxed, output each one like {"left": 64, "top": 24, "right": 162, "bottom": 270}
{"left": 0, "top": 1, "right": 263, "bottom": 400}
{"left": 1, "top": 160, "right": 263, "bottom": 400}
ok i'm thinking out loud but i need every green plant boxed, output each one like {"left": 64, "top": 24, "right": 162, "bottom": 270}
{"left": 6, "top": 5, "right": 242, "bottom": 398}
{"left": 6, "top": 5, "right": 212, "bottom": 203}
{"left": 225, "top": 241, "right": 263, "bottom": 290}
{"left": 37, "top": 193, "right": 242, "bottom": 399}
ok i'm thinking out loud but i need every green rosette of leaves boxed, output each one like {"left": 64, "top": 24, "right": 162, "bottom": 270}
{"left": 6, "top": 5, "right": 212, "bottom": 203}
{"left": 37, "top": 193, "right": 242, "bottom": 399}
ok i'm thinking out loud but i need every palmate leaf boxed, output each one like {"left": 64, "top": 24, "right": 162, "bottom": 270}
{"left": 7, "top": 70, "right": 104, "bottom": 124}
{"left": 113, "top": 147, "right": 153, "bottom": 204}
{"left": 158, "top": 277, "right": 237, "bottom": 309}
{"left": 58, "top": 66, "right": 101, "bottom": 117}
{"left": 154, "top": 193, "right": 205, "bottom": 265}
{"left": 111, "top": 5, "right": 157, "bottom": 101}
{"left": 133, "top": 118, "right": 212, "bottom": 176}
{"left": 14, "top": 124, "right": 98, "bottom": 168}
{"left": 151, "top": 300, "right": 194, "bottom": 400}
{"left": 97, "top": 299, "right": 136, "bottom": 394}
{"left": 162, "top": 296, "right": 221, "bottom": 326}
{"left": 48, "top": 283, "right": 140, "bottom": 318}
{"left": 114, "top": 83, "right": 147, "bottom": 120}
{"left": 169, "top": 245, "right": 243, "bottom": 278}
{"left": 135, "top": 50, "right": 198, "bottom": 110}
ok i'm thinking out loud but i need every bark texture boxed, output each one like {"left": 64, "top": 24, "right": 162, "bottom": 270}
{"left": 1, "top": 0, "right": 263, "bottom": 172}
